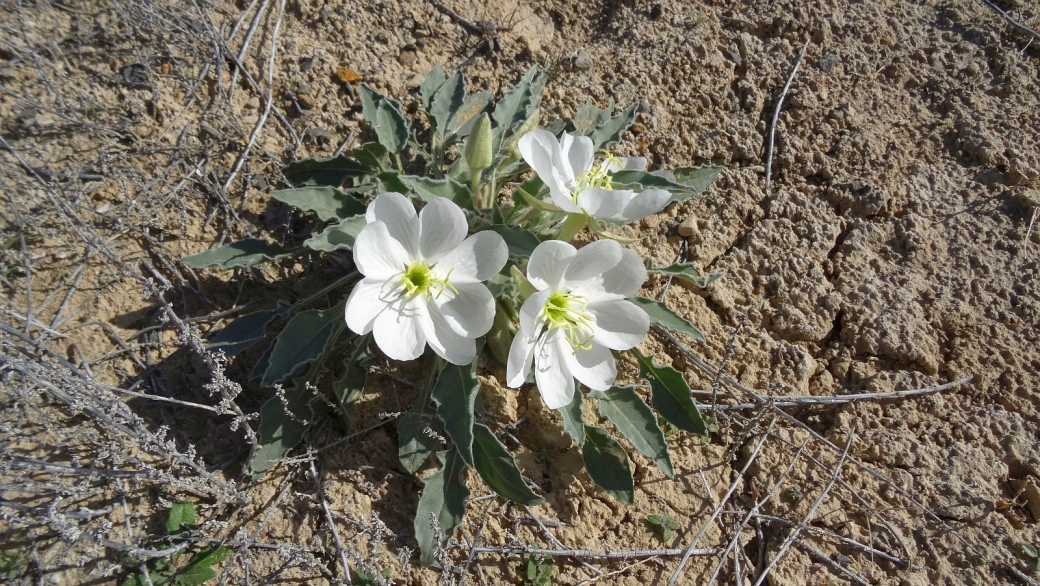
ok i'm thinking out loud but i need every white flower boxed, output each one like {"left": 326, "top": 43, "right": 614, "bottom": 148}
{"left": 345, "top": 192, "right": 507, "bottom": 365}
{"left": 506, "top": 239, "right": 650, "bottom": 409}
{"left": 518, "top": 129, "right": 672, "bottom": 224}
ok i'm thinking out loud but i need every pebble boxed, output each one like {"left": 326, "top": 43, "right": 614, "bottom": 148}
{"left": 818, "top": 53, "right": 840, "bottom": 72}
{"left": 649, "top": 3, "right": 663, "bottom": 19}
{"left": 399, "top": 50, "right": 417, "bottom": 67}
{"left": 678, "top": 215, "right": 698, "bottom": 237}
{"left": 573, "top": 48, "right": 593, "bottom": 71}
{"left": 244, "top": 96, "right": 260, "bottom": 110}
{"left": 406, "top": 73, "right": 424, "bottom": 89}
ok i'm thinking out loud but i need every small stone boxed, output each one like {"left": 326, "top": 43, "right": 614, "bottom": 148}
{"left": 120, "top": 63, "right": 150, "bottom": 86}
{"left": 573, "top": 48, "right": 593, "bottom": 70}
{"left": 649, "top": 3, "right": 663, "bottom": 19}
{"left": 304, "top": 127, "right": 332, "bottom": 145}
{"left": 631, "top": 121, "right": 646, "bottom": 134}
{"left": 678, "top": 215, "right": 698, "bottom": 238}
{"left": 244, "top": 96, "right": 260, "bottom": 110}
{"left": 296, "top": 93, "right": 315, "bottom": 110}
{"left": 818, "top": 53, "right": 839, "bottom": 72}
{"left": 95, "top": 202, "right": 111, "bottom": 214}
{"left": 299, "top": 57, "right": 316, "bottom": 72}
{"left": 399, "top": 50, "right": 417, "bottom": 67}
{"left": 406, "top": 73, "right": 424, "bottom": 89}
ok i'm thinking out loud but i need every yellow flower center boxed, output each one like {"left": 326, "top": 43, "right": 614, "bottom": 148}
{"left": 400, "top": 261, "right": 457, "bottom": 300}
{"left": 542, "top": 291, "right": 594, "bottom": 350}
{"left": 573, "top": 152, "right": 622, "bottom": 200}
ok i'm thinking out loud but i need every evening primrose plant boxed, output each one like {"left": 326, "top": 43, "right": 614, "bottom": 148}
{"left": 182, "top": 64, "right": 723, "bottom": 564}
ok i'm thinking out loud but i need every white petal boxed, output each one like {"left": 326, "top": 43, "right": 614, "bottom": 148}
{"left": 576, "top": 187, "right": 629, "bottom": 220}
{"left": 506, "top": 327, "right": 537, "bottom": 387}
{"left": 620, "top": 157, "right": 648, "bottom": 171}
{"left": 373, "top": 296, "right": 426, "bottom": 361}
{"left": 519, "top": 130, "right": 576, "bottom": 208}
{"left": 548, "top": 188, "right": 583, "bottom": 214}
{"left": 419, "top": 301, "right": 477, "bottom": 365}
{"left": 353, "top": 221, "right": 412, "bottom": 281}
{"left": 527, "top": 240, "right": 576, "bottom": 290}
{"left": 562, "top": 341, "right": 616, "bottom": 392}
{"left": 434, "top": 231, "right": 507, "bottom": 283}
{"left": 564, "top": 239, "right": 622, "bottom": 283}
{"left": 518, "top": 289, "right": 551, "bottom": 334}
{"left": 560, "top": 133, "right": 595, "bottom": 179}
{"left": 588, "top": 299, "right": 649, "bottom": 350}
{"left": 617, "top": 187, "right": 672, "bottom": 223}
{"left": 437, "top": 282, "right": 496, "bottom": 337}
{"left": 572, "top": 247, "right": 646, "bottom": 301}
{"left": 366, "top": 192, "right": 419, "bottom": 256}
{"left": 534, "top": 329, "right": 575, "bottom": 409}
{"left": 345, "top": 278, "right": 392, "bottom": 334}
{"left": 419, "top": 197, "right": 467, "bottom": 262}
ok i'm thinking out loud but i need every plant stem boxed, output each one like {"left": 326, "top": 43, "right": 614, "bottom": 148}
{"left": 556, "top": 213, "right": 588, "bottom": 242}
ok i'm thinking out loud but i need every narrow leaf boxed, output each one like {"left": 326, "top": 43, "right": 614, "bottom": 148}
{"left": 282, "top": 155, "right": 371, "bottom": 187}
{"left": 182, "top": 239, "right": 290, "bottom": 269}
{"left": 252, "top": 374, "right": 316, "bottom": 476}
{"left": 590, "top": 386, "right": 673, "bottom": 477}
{"left": 206, "top": 302, "right": 290, "bottom": 357}
{"left": 262, "top": 308, "right": 341, "bottom": 387}
{"left": 429, "top": 70, "right": 465, "bottom": 133}
{"left": 627, "top": 297, "right": 706, "bottom": 342}
{"left": 446, "top": 90, "right": 492, "bottom": 139}
{"left": 359, "top": 83, "right": 388, "bottom": 128}
{"left": 166, "top": 502, "right": 196, "bottom": 534}
{"left": 472, "top": 423, "right": 544, "bottom": 505}
{"left": 591, "top": 101, "right": 637, "bottom": 150}
{"left": 420, "top": 64, "right": 447, "bottom": 112}
{"left": 175, "top": 566, "right": 216, "bottom": 586}
{"left": 399, "top": 368, "right": 441, "bottom": 473}
{"left": 432, "top": 362, "right": 480, "bottom": 466}
{"left": 375, "top": 100, "right": 411, "bottom": 153}
{"left": 670, "top": 166, "right": 723, "bottom": 202}
{"left": 303, "top": 215, "right": 367, "bottom": 252}
{"left": 631, "top": 348, "right": 707, "bottom": 435}
{"left": 571, "top": 103, "right": 605, "bottom": 136}
{"left": 479, "top": 224, "right": 541, "bottom": 258}
{"left": 415, "top": 449, "right": 470, "bottom": 565}
{"left": 353, "top": 141, "right": 392, "bottom": 172}
{"left": 271, "top": 187, "right": 366, "bottom": 222}
{"left": 581, "top": 425, "right": 634, "bottom": 505}
{"left": 556, "top": 390, "right": 585, "bottom": 447}
{"left": 331, "top": 335, "right": 372, "bottom": 427}
{"left": 610, "top": 170, "right": 688, "bottom": 193}
{"left": 647, "top": 262, "right": 726, "bottom": 289}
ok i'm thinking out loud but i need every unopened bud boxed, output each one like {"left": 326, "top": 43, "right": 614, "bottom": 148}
{"left": 465, "top": 113, "right": 492, "bottom": 172}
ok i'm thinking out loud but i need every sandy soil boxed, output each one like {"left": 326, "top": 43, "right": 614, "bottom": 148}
{"left": 2, "top": 0, "right": 1039, "bottom": 584}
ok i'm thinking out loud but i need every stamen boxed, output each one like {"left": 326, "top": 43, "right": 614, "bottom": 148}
{"left": 541, "top": 291, "right": 595, "bottom": 351}
{"left": 399, "top": 261, "right": 456, "bottom": 300}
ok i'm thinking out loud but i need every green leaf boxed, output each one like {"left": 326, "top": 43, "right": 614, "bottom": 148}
{"left": 647, "top": 262, "right": 725, "bottom": 289}
{"left": 571, "top": 100, "right": 613, "bottom": 136}
{"left": 375, "top": 100, "right": 411, "bottom": 153}
{"left": 252, "top": 373, "right": 319, "bottom": 476}
{"left": 555, "top": 390, "right": 585, "bottom": 447}
{"left": 591, "top": 101, "right": 637, "bottom": 150}
{"left": 352, "top": 141, "right": 392, "bottom": 173}
{"left": 303, "top": 215, "right": 367, "bottom": 252}
{"left": 472, "top": 423, "right": 544, "bottom": 505}
{"left": 491, "top": 66, "right": 547, "bottom": 151}
{"left": 271, "top": 187, "right": 366, "bottom": 222}
{"left": 166, "top": 502, "right": 196, "bottom": 534}
{"left": 670, "top": 166, "right": 723, "bottom": 202}
{"left": 631, "top": 348, "right": 707, "bottom": 435}
{"left": 185, "top": 546, "right": 233, "bottom": 570}
{"left": 331, "top": 335, "right": 372, "bottom": 427}
{"left": 282, "top": 155, "right": 371, "bottom": 187}
{"left": 175, "top": 566, "right": 215, "bottom": 586}
{"left": 383, "top": 173, "right": 473, "bottom": 209}
{"left": 590, "top": 386, "right": 674, "bottom": 477}
{"left": 415, "top": 448, "right": 470, "bottom": 565}
{"left": 432, "top": 362, "right": 480, "bottom": 466}
{"left": 479, "top": 224, "right": 541, "bottom": 258}
{"left": 182, "top": 239, "right": 290, "bottom": 269}
{"left": 581, "top": 425, "right": 634, "bottom": 505}
{"left": 429, "top": 70, "right": 464, "bottom": 133}
{"left": 610, "top": 170, "right": 689, "bottom": 193}
{"left": 399, "top": 368, "right": 441, "bottom": 473}
{"left": 627, "top": 297, "right": 705, "bottom": 342}
{"left": 420, "top": 64, "right": 447, "bottom": 113}
{"left": 262, "top": 308, "right": 341, "bottom": 387}
{"left": 206, "top": 302, "right": 291, "bottom": 357}
{"left": 249, "top": 342, "right": 273, "bottom": 381}
{"left": 446, "top": 90, "right": 492, "bottom": 139}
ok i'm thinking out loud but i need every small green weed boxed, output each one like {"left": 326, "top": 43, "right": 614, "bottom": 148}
{"left": 518, "top": 547, "right": 554, "bottom": 586}
{"left": 1023, "top": 543, "right": 1040, "bottom": 572}
{"left": 646, "top": 513, "right": 680, "bottom": 542}
{"left": 120, "top": 503, "right": 232, "bottom": 586}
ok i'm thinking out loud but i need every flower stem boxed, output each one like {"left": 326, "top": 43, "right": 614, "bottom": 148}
{"left": 556, "top": 213, "right": 588, "bottom": 242}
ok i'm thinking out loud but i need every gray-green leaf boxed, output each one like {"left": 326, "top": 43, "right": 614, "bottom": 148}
{"left": 271, "top": 187, "right": 366, "bottom": 222}
{"left": 332, "top": 335, "right": 372, "bottom": 427}
{"left": 429, "top": 70, "right": 464, "bottom": 133}
{"left": 671, "top": 166, "right": 723, "bottom": 201}
{"left": 479, "top": 224, "right": 541, "bottom": 258}
{"left": 556, "top": 390, "right": 585, "bottom": 447}
{"left": 628, "top": 297, "right": 706, "bottom": 342}
{"left": 415, "top": 448, "right": 470, "bottom": 565}
{"left": 282, "top": 155, "right": 371, "bottom": 187}
{"left": 375, "top": 100, "right": 411, "bottom": 153}
{"left": 384, "top": 173, "right": 473, "bottom": 209}
{"left": 590, "top": 386, "right": 673, "bottom": 477}
{"left": 206, "top": 302, "right": 291, "bottom": 357}
{"left": 581, "top": 425, "right": 634, "bottom": 505}
{"left": 261, "top": 308, "right": 341, "bottom": 387}
{"left": 472, "top": 423, "right": 544, "bottom": 506}
{"left": 420, "top": 64, "right": 447, "bottom": 113}
{"left": 182, "top": 239, "right": 290, "bottom": 269}
{"left": 631, "top": 349, "right": 707, "bottom": 435}
{"left": 446, "top": 90, "right": 492, "bottom": 140}
{"left": 591, "top": 101, "right": 637, "bottom": 150}
{"left": 647, "top": 262, "right": 725, "bottom": 289}
{"left": 432, "top": 362, "right": 480, "bottom": 466}
{"left": 303, "top": 215, "right": 367, "bottom": 252}
{"left": 166, "top": 502, "right": 196, "bottom": 534}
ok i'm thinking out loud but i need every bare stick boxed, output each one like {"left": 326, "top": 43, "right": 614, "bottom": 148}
{"left": 697, "top": 375, "right": 974, "bottom": 410}
{"left": 308, "top": 453, "right": 353, "bottom": 585}
{"left": 1008, "top": 563, "right": 1040, "bottom": 586}
{"left": 795, "top": 538, "right": 870, "bottom": 586}
{"left": 978, "top": 0, "right": 1040, "bottom": 42}
{"left": 523, "top": 505, "right": 603, "bottom": 577}
{"left": 753, "top": 428, "right": 857, "bottom": 586}
{"left": 765, "top": 38, "right": 810, "bottom": 199}
{"left": 428, "top": 0, "right": 484, "bottom": 34}
{"left": 227, "top": 0, "right": 269, "bottom": 101}
{"left": 668, "top": 416, "right": 777, "bottom": 585}
{"left": 453, "top": 546, "right": 725, "bottom": 558}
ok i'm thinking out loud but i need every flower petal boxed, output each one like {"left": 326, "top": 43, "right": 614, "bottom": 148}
{"left": 519, "top": 130, "right": 578, "bottom": 212}
{"left": 519, "top": 289, "right": 551, "bottom": 334}
{"left": 527, "top": 240, "right": 576, "bottom": 290}
{"left": 506, "top": 327, "right": 537, "bottom": 387}
{"left": 419, "top": 302, "right": 477, "bottom": 365}
{"left": 562, "top": 341, "right": 616, "bottom": 392}
{"left": 373, "top": 296, "right": 426, "bottom": 361}
{"left": 564, "top": 239, "right": 622, "bottom": 283}
{"left": 587, "top": 299, "right": 649, "bottom": 350}
{"left": 617, "top": 187, "right": 671, "bottom": 223}
{"left": 366, "top": 192, "right": 419, "bottom": 256}
{"left": 576, "top": 187, "right": 629, "bottom": 220}
{"left": 534, "top": 328, "right": 575, "bottom": 409}
{"left": 353, "top": 221, "right": 411, "bottom": 280}
{"left": 434, "top": 231, "right": 507, "bottom": 283}
{"left": 345, "top": 278, "right": 392, "bottom": 334}
{"left": 419, "top": 197, "right": 467, "bottom": 262}
{"left": 572, "top": 247, "right": 646, "bottom": 301}
{"left": 437, "top": 281, "right": 496, "bottom": 338}
{"left": 560, "top": 133, "right": 595, "bottom": 180}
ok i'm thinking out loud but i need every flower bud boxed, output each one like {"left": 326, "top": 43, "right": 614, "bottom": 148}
{"left": 465, "top": 113, "right": 492, "bottom": 172}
